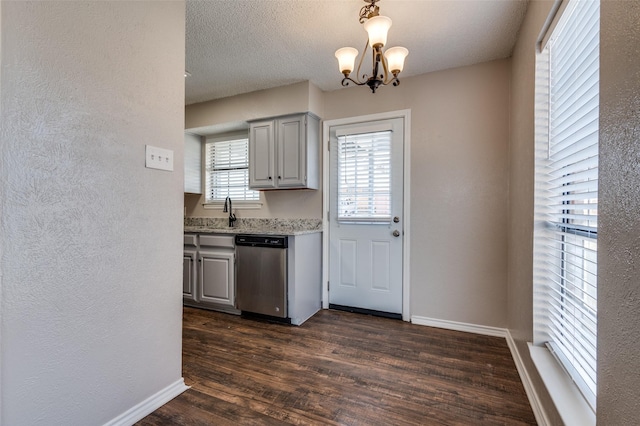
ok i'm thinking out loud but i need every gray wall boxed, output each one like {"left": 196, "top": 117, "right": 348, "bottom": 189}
{"left": 509, "top": 0, "right": 640, "bottom": 423}
{"left": 598, "top": 0, "right": 640, "bottom": 423}
{"left": 0, "top": 2, "right": 186, "bottom": 424}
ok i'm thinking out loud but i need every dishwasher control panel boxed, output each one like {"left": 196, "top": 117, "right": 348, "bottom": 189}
{"left": 235, "top": 235, "right": 288, "bottom": 248}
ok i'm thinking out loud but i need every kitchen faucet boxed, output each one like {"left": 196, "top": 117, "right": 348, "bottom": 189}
{"left": 223, "top": 196, "right": 237, "bottom": 227}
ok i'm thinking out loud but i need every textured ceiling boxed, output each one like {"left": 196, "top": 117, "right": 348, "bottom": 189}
{"left": 185, "top": 0, "right": 528, "bottom": 105}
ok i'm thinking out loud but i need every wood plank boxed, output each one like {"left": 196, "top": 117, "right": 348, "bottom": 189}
{"left": 137, "top": 307, "right": 536, "bottom": 425}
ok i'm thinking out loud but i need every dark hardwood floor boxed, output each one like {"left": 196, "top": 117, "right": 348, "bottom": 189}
{"left": 137, "top": 307, "right": 536, "bottom": 425}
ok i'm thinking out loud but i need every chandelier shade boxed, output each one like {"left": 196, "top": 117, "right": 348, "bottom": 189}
{"left": 335, "top": 47, "right": 359, "bottom": 75}
{"left": 334, "top": 0, "right": 408, "bottom": 93}
{"left": 363, "top": 15, "right": 392, "bottom": 48}
{"left": 383, "top": 47, "right": 409, "bottom": 73}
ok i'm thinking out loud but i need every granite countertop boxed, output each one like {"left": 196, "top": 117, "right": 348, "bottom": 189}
{"left": 184, "top": 218, "right": 322, "bottom": 236}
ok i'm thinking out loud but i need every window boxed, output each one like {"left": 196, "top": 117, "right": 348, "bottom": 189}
{"left": 205, "top": 135, "right": 260, "bottom": 203}
{"left": 337, "top": 130, "right": 392, "bottom": 222}
{"left": 533, "top": 0, "right": 599, "bottom": 411}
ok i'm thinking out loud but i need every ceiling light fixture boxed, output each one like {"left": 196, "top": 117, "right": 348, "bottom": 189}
{"left": 335, "top": 0, "right": 409, "bottom": 93}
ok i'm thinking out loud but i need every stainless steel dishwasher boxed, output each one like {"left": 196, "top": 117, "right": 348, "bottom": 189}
{"left": 235, "top": 235, "right": 288, "bottom": 318}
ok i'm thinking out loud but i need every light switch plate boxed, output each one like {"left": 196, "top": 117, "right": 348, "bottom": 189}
{"left": 145, "top": 145, "right": 174, "bottom": 171}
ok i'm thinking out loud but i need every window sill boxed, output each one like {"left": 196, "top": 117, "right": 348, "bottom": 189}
{"left": 528, "top": 343, "right": 595, "bottom": 426}
{"left": 203, "top": 202, "right": 263, "bottom": 210}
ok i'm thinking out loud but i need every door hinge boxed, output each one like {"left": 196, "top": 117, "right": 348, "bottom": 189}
{"left": 327, "top": 211, "right": 330, "bottom": 222}
{"left": 327, "top": 281, "right": 330, "bottom": 291}
{"left": 327, "top": 142, "right": 330, "bottom": 151}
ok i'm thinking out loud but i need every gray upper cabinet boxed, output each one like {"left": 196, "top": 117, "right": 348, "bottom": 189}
{"left": 249, "top": 120, "right": 276, "bottom": 189}
{"left": 249, "top": 113, "right": 319, "bottom": 190}
{"left": 184, "top": 132, "right": 202, "bottom": 194}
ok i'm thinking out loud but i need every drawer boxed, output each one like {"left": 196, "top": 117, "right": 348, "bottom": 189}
{"left": 184, "top": 234, "right": 198, "bottom": 247}
{"left": 199, "top": 234, "right": 235, "bottom": 249}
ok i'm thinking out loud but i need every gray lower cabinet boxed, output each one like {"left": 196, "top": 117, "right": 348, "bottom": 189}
{"left": 198, "top": 250, "right": 235, "bottom": 306}
{"left": 184, "top": 233, "right": 239, "bottom": 314}
{"left": 183, "top": 231, "right": 321, "bottom": 323}
{"left": 286, "top": 233, "right": 322, "bottom": 325}
{"left": 183, "top": 234, "right": 198, "bottom": 302}
{"left": 183, "top": 249, "right": 196, "bottom": 302}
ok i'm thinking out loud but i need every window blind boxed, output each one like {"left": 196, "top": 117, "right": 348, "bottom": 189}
{"left": 337, "top": 131, "right": 392, "bottom": 222}
{"left": 205, "top": 138, "right": 259, "bottom": 202}
{"left": 535, "top": 0, "right": 599, "bottom": 410}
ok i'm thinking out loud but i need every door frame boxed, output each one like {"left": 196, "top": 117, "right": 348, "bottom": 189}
{"left": 322, "top": 109, "right": 411, "bottom": 321}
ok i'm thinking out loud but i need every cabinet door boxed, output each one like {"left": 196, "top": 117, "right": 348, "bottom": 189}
{"left": 277, "top": 115, "right": 307, "bottom": 188}
{"left": 198, "top": 250, "right": 235, "bottom": 307}
{"left": 183, "top": 250, "right": 197, "bottom": 301}
{"left": 184, "top": 133, "right": 202, "bottom": 194}
{"left": 249, "top": 120, "right": 276, "bottom": 189}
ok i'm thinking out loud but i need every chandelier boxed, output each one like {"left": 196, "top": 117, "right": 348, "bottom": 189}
{"left": 335, "top": 0, "right": 409, "bottom": 93}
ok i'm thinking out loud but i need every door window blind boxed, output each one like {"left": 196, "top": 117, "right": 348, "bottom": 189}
{"left": 205, "top": 138, "right": 259, "bottom": 202}
{"left": 337, "top": 131, "right": 392, "bottom": 222}
{"left": 535, "top": 0, "right": 599, "bottom": 410}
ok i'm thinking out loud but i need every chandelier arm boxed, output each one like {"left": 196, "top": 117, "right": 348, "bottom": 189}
{"left": 341, "top": 76, "right": 367, "bottom": 87}
{"left": 379, "top": 49, "right": 401, "bottom": 87}
{"left": 390, "top": 70, "right": 401, "bottom": 86}
{"left": 380, "top": 49, "right": 393, "bottom": 84}
{"left": 353, "top": 38, "right": 370, "bottom": 84}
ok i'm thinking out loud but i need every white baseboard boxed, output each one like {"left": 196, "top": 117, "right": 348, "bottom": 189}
{"left": 410, "top": 315, "right": 507, "bottom": 337}
{"left": 103, "top": 378, "right": 189, "bottom": 426}
{"left": 506, "top": 331, "right": 550, "bottom": 426}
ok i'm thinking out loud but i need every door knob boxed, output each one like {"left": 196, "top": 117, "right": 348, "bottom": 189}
{"left": 393, "top": 216, "right": 400, "bottom": 223}
{"left": 392, "top": 230, "right": 400, "bottom": 237}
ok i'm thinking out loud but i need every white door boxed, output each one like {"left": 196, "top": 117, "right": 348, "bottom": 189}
{"left": 329, "top": 117, "right": 404, "bottom": 316}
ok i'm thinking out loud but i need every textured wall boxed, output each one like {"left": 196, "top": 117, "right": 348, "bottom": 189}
{"left": 0, "top": 2, "right": 185, "bottom": 424}
{"left": 598, "top": 0, "right": 640, "bottom": 422}
{"left": 507, "top": 1, "right": 563, "bottom": 423}
{"left": 323, "top": 59, "right": 511, "bottom": 328}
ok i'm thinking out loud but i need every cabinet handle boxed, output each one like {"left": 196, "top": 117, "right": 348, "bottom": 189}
{"left": 278, "top": 176, "right": 281, "bottom": 179}
{"left": 268, "top": 176, "right": 272, "bottom": 180}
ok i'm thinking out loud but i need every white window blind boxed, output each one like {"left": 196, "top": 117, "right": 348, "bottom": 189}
{"left": 534, "top": 0, "right": 599, "bottom": 410}
{"left": 337, "top": 131, "right": 392, "bottom": 222}
{"left": 205, "top": 138, "right": 259, "bottom": 202}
